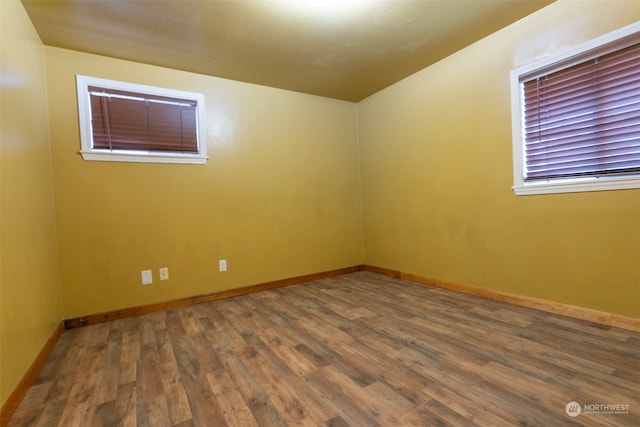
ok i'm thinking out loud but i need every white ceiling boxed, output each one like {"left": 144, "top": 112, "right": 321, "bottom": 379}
{"left": 22, "top": 0, "right": 555, "bottom": 101}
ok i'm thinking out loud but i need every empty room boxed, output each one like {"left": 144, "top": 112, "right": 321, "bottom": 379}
{"left": 1, "top": 0, "right": 639, "bottom": 426}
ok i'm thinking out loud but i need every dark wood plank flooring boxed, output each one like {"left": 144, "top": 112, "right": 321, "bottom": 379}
{"left": 9, "top": 272, "right": 640, "bottom": 426}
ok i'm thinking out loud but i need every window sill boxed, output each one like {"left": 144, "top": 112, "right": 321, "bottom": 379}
{"left": 80, "top": 150, "right": 208, "bottom": 165}
{"left": 513, "top": 176, "right": 640, "bottom": 196}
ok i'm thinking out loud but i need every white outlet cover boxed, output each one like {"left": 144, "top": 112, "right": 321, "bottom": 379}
{"left": 141, "top": 269, "right": 153, "bottom": 285}
{"left": 159, "top": 267, "right": 169, "bottom": 280}
{"left": 219, "top": 259, "right": 227, "bottom": 272}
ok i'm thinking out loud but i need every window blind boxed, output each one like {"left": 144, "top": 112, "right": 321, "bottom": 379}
{"left": 88, "top": 86, "right": 198, "bottom": 153}
{"left": 522, "top": 42, "right": 640, "bottom": 181}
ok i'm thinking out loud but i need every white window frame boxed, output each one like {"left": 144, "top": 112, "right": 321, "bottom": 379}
{"left": 76, "top": 75, "right": 208, "bottom": 164}
{"left": 510, "top": 22, "right": 640, "bottom": 196}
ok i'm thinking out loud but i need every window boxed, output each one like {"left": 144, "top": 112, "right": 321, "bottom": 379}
{"left": 510, "top": 23, "right": 640, "bottom": 195}
{"left": 76, "top": 75, "right": 207, "bottom": 164}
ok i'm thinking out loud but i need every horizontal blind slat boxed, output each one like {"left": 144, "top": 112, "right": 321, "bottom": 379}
{"left": 525, "top": 117, "right": 640, "bottom": 145}
{"left": 527, "top": 143, "right": 640, "bottom": 162}
{"left": 89, "top": 87, "right": 198, "bottom": 153}
{"left": 522, "top": 41, "right": 640, "bottom": 181}
{"left": 524, "top": 75, "right": 640, "bottom": 121}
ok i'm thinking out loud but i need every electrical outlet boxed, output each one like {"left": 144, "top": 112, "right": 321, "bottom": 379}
{"left": 159, "top": 267, "right": 169, "bottom": 281}
{"left": 219, "top": 259, "right": 227, "bottom": 272}
{"left": 141, "top": 269, "right": 153, "bottom": 285}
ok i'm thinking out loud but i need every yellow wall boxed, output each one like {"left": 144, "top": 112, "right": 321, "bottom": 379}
{"left": 44, "top": 47, "right": 364, "bottom": 318}
{"left": 0, "top": 0, "right": 63, "bottom": 407}
{"left": 2, "top": 0, "right": 640, "bottom": 410}
{"left": 358, "top": 0, "right": 640, "bottom": 317}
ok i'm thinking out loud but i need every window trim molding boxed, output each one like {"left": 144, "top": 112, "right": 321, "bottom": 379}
{"left": 510, "top": 22, "right": 640, "bottom": 196}
{"left": 76, "top": 75, "right": 208, "bottom": 164}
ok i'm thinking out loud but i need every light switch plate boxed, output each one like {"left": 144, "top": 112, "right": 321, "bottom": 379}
{"left": 141, "top": 269, "right": 153, "bottom": 285}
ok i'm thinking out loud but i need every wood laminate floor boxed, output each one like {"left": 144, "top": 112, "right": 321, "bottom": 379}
{"left": 9, "top": 272, "right": 640, "bottom": 426}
